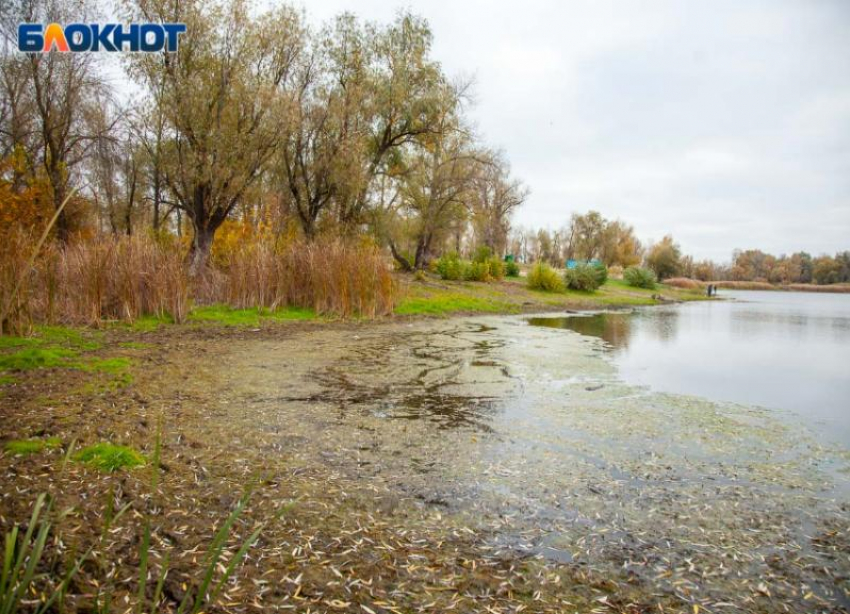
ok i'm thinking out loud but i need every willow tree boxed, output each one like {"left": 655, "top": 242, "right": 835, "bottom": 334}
{"left": 127, "top": 0, "right": 303, "bottom": 273}
{"left": 334, "top": 12, "right": 447, "bottom": 232}
{"left": 469, "top": 154, "right": 528, "bottom": 256}
{"left": 275, "top": 14, "right": 370, "bottom": 239}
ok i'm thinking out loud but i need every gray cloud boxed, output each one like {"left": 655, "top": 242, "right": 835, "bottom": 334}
{"left": 298, "top": 0, "right": 850, "bottom": 261}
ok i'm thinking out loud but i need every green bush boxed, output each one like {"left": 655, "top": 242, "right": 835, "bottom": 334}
{"left": 505, "top": 260, "right": 520, "bottom": 277}
{"left": 487, "top": 257, "right": 505, "bottom": 281}
{"left": 527, "top": 262, "right": 564, "bottom": 292}
{"left": 464, "top": 260, "right": 491, "bottom": 282}
{"left": 436, "top": 253, "right": 465, "bottom": 280}
{"left": 472, "top": 245, "right": 493, "bottom": 263}
{"left": 564, "top": 262, "right": 607, "bottom": 291}
{"left": 624, "top": 266, "right": 657, "bottom": 289}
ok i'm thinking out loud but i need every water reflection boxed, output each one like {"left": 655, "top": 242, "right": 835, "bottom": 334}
{"left": 527, "top": 313, "right": 633, "bottom": 349}
{"left": 527, "top": 291, "right": 850, "bottom": 445}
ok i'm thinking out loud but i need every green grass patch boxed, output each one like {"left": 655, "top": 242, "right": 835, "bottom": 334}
{"left": 603, "top": 278, "right": 657, "bottom": 294}
{"left": 189, "top": 305, "right": 263, "bottom": 326}
{"left": 78, "top": 357, "right": 131, "bottom": 374}
{"left": 34, "top": 325, "right": 103, "bottom": 350}
{"left": 395, "top": 293, "right": 517, "bottom": 316}
{"left": 264, "top": 306, "right": 317, "bottom": 321}
{"left": 124, "top": 313, "right": 174, "bottom": 332}
{"left": 0, "top": 336, "right": 42, "bottom": 349}
{"left": 0, "top": 374, "right": 16, "bottom": 385}
{"left": 189, "top": 305, "right": 317, "bottom": 326}
{"left": 74, "top": 443, "right": 145, "bottom": 471}
{"left": 0, "top": 325, "right": 102, "bottom": 352}
{"left": 4, "top": 437, "right": 62, "bottom": 456}
{"left": 0, "top": 347, "right": 79, "bottom": 371}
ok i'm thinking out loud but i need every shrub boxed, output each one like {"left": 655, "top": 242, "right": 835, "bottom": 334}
{"left": 505, "top": 260, "right": 520, "bottom": 277}
{"left": 624, "top": 266, "right": 657, "bottom": 289}
{"left": 487, "top": 257, "right": 505, "bottom": 281}
{"left": 472, "top": 245, "right": 493, "bottom": 263}
{"left": 564, "top": 262, "right": 607, "bottom": 291}
{"left": 527, "top": 262, "right": 564, "bottom": 292}
{"left": 435, "top": 253, "right": 463, "bottom": 281}
{"left": 464, "top": 260, "right": 491, "bottom": 282}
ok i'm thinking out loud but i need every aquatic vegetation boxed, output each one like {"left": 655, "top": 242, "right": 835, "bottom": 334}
{"left": 4, "top": 437, "right": 61, "bottom": 456}
{"left": 74, "top": 443, "right": 145, "bottom": 471}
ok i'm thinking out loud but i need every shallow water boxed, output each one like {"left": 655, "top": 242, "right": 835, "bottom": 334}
{"left": 167, "top": 313, "right": 850, "bottom": 612}
{"left": 529, "top": 290, "right": 850, "bottom": 445}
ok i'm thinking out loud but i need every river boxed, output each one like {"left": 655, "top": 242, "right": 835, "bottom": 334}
{"left": 528, "top": 289, "right": 850, "bottom": 445}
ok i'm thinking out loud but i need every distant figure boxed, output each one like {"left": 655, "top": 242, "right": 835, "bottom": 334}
{"left": 706, "top": 284, "right": 715, "bottom": 297}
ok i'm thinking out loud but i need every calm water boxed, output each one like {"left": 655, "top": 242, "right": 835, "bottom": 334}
{"left": 529, "top": 290, "right": 850, "bottom": 445}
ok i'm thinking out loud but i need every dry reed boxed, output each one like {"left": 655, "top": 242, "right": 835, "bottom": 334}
{"left": 0, "top": 230, "right": 395, "bottom": 333}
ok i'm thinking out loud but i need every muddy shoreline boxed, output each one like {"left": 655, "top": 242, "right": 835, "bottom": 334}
{"left": 1, "top": 313, "right": 848, "bottom": 613}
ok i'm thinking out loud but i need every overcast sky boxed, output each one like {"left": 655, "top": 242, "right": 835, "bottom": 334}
{"left": 292, "top": 0, "right": 849, "bottom": 262}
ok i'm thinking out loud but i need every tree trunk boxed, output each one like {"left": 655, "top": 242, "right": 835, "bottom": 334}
{"left": 413, "top": 235, "right": 432, "bottom": 270}
{"left": 389, "top": 241, "right": 413, "bottom": 272}
{"left": 187, "top": 223, "right": 215, "bottom": 277}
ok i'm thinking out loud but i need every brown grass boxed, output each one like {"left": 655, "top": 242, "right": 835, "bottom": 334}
{"left": 0, "top": 231, "right": 396, "bottom": 334}
{"left": 712, "top": 280, "right": 850, "bottom": 293}
{"left": 217, "top": 238, "right": 396, "bottom": 317}
{"left": 1, "top": 231, "right": 190, "bottom": 333}
{"left": 664, "top": 277, "right": 704, "bottom": 289}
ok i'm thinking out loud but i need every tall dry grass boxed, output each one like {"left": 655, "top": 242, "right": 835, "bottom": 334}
{"left": 663, "top": 277, "right": 703, "bottom": 289}
{"left": 218, "top": 239, "right": 395, "bottom": 317}
{"left": 679, "top": 279, "right": 850, "bottom": 293}
{"left": 0, "top": 230, "right": 396, "bottom": 334}
{"left": 1, "top": 230, "right": 190, "bottom": 333}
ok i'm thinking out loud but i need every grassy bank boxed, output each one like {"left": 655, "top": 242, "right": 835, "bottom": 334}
{"left": 395, "top": 274, "right": 709, "bottom": 317}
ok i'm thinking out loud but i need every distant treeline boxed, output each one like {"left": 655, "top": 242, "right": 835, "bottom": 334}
{"left": 508, "top": 212, "right": 849, "bottom": 285}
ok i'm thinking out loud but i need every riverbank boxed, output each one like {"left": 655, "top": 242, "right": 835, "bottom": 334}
{"left": 1, "top": 311, "right": 847, "bottom": 614}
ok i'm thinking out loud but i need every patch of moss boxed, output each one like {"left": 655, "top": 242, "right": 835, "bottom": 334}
{"left": 4, "top": 437, "right": 62, "bottom": 456}
{"left": 74, "top": 443, "right": 145, "bottom": 471}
